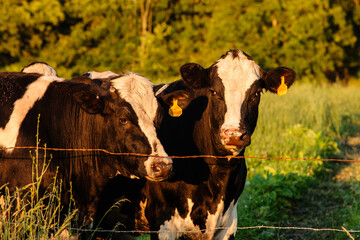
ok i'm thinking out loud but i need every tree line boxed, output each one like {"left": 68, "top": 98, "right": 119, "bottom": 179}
{"left": 0, "top": 0, "right": 359, "bottom": 82}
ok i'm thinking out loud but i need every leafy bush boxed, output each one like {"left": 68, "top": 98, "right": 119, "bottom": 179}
{"left": 236, "top": 174, "right": 312, "bottom": 239}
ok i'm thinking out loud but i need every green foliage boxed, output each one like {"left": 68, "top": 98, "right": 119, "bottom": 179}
{"left": 0, "top": 0, "right": 359, "bottom": 81}
{"left": 236, "top": 174, "right": 312, "bottom": 239}
{"left": 237, "top": 175, "right": 360, "bottom": 240}
{"left": 237, "top": 84, "right": 360, "bottom": 239}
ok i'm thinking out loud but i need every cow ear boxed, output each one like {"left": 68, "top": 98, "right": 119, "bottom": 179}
{"left": 180, "top": 63, "right": 209, "bottom": 88}
{"left": 73, "top": 91, "right": 104, "bottom": 114}
{"left": 161, "top": 90, "right": 192, "bottom": 117}
{"left": 263, "top": 67, "right": 296, "bottom": 96}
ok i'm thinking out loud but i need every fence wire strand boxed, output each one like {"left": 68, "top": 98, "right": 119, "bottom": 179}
{"left": 63, "top": 225, "right": 360, "bottom": 236}
{"left": 1, "top": 146, "right": 359, "bottom": 162}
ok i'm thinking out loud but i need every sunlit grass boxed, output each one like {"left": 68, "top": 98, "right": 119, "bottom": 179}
{"left": 237, "top": 83, "right": 360, "bottom": 240}
{"left": 246, "top": 83, "right": 360, "bottom": 177}
{"left": 0, "top": 118, "right": 78, "bottom": 240}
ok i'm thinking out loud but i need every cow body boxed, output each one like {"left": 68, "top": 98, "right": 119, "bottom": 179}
{"left": 0, "top": 72, "right": 172, "bottom": 225}
{"left": 90, "top": 50, "right": 296, "bottom": 239}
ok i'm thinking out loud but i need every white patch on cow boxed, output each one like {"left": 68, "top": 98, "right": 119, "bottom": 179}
{"left": 205, "top": 200, "right": 238, "bottom": 240}
{"left": 158, "top": 198, "right": 200, "bottom": 240}
{"left": 86, "top": 71, "right": 119, "bottom": 79}
{"left": 135, "top": 199, "right": 150, "bottom": 230}
{"left": 0, "top": 76, "right": 64, "bottom": 151}
{"left": 22, "top": 62, "right": 58, "bottom": 77}
{"left": 111, "top": 73, "right": 171, "bottom": 180}
{"left": 158, "top": 199, "right": 237, "bottom": 240}
{"left": 155, "top": 84, "right": 169, "bottom": 97}
{"left": 216, "top": 50, "right": 262, "bottom": 132}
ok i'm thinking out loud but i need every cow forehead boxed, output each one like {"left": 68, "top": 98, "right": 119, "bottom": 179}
{"left": 111, "top": 73, "right": 157, "bottom": 121}
{"left": 215, "top": 50, "right": 262, "bottom": 91}
{"left": 214, "top": 50, "right": 262, "bottom": 129}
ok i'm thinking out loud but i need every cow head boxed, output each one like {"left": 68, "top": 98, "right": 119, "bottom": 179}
{"left": 72, "top": 74, "right": 172, "bottom": 181}
{"left": 166, "top": 49, "right": 296, "bottom": 156}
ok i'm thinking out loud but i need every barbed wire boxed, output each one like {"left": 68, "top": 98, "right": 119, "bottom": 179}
{"left": 1, "top": 146, "right": 359, "bottom": 162}
{"left": 65, "top": 225, "right": 360, "bottom": 234}
{"left": 0, "top": 220, "right": 359, "bottom": 235}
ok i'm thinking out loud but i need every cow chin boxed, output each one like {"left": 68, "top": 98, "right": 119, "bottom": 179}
{"left": 224, "top": 145, "right": 243, "bottom": 156}
{"left": 221, "top": 138, "right": 251, "bottom": 156}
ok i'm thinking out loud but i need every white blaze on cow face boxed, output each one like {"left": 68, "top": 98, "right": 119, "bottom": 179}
{"left": 0, "top": 76, "right": 64, "bottom": 151}
{"left": 111, "top": 73, "right": 172, "bottom": 181}
{"left": 215, "top": 50, "right": 262, "bottom": 152}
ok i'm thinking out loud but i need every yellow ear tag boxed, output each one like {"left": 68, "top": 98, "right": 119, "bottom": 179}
{"left": 277, "top": 76, "right": 288, "bottom": 96}
{"left": 169, "top": 99, "right": 183, "bottom": 117}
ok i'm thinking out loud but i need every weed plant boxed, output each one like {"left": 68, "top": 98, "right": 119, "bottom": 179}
{"left": 0, "top": 118, "right": 78, "bottom": 239}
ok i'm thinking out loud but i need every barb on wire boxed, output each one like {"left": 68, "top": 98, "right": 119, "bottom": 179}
{"left": 1, "top": 146, "right": 359, "bottom": 163}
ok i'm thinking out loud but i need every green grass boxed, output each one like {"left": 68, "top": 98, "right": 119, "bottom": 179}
{"left": 236, "top": 83, "right": 360, "bottom": 240}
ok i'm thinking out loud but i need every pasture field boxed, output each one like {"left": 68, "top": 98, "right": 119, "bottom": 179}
{"left": 1, "top": 83, "right": 359, "bottom": 239}
{"left": 236, "top": 83, "right": 360, "bottom": 240}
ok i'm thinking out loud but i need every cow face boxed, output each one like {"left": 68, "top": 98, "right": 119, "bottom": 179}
{"left": 74, "top": 73, "right": 173, "bottom": 181}
{"left": 177, "top": 49, "right": 295, "bottom": 156}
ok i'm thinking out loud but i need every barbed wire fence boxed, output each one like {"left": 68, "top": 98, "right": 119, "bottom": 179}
{"left": 1, "top": 146, "right": 360, "bottom": 162}
{"left": 1, "top": 146, "right": 359, "bottom": 239}
{"left": 66, "top": 226, "right": 360, "bottom": 239}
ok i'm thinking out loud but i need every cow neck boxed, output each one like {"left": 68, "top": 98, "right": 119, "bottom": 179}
{"left": 35, "top": 82, "right": 120, "bottom": 180}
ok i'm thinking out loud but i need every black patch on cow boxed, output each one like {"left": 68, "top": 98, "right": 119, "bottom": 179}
{"left": 0, "top": 72, "right": 41, "bottom": 128}
{"left": 240, "top": 79, "right": 264, "bottom": 136}
{"left": 241, "top": 50, "right": 254, "bottom": 61}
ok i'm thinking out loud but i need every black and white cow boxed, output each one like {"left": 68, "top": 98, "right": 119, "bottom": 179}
{"left": 21, "top": 62, "right": 58, "bottom": 76}
{"left": 87, "top": 49, "right": 296, "bottom": 240}
{"left": 0, "top": 71, "right": 173, "bottom": 225}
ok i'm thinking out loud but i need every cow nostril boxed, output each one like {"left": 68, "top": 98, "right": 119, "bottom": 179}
{"left": 223, "top": 128, "right": 246, "bottom": 138}
{"left": 152, "top": 161, "right": 172, "bottom": 173}
{"left": 239, "top": 131, "right": 248, "bottom": 139}
{"left": 152, "top": 163, "right": 162, "bottom": 173}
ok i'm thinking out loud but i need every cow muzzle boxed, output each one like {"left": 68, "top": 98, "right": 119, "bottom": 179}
{"left": 147, "top": 156, "right": 173, "bottom": 181}
{"left": 220, "top": 128, "right": 251, "bottom": 155}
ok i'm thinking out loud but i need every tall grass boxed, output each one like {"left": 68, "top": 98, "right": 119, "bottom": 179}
{"left": 237, "top": 83, "right": 360, "bottom": 240}
{"left": 0, "top": 118, "right": 78, "bottom": 240}
{"left": 246, "top": 83, "right": 360, "bottom": 177}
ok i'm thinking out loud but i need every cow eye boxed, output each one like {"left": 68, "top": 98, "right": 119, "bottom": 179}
{"left": 119, "top": 118, "right": 128, "bottom": 125}
{"left": 209, "top": 89, "right": 217, "bottom": 96}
